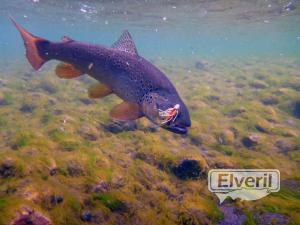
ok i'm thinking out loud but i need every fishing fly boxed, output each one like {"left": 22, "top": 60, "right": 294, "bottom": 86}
{"left": 158, "top": 104, "right": 180, "bottom": 125}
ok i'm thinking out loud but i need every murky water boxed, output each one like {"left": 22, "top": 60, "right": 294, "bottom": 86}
{"left": 0, "top": 1, "right": 300, "bottom": 225}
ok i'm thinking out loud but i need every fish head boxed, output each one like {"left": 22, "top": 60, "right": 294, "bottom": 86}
{"left": 142, "top": 92, "right": 191, "bottom": 134}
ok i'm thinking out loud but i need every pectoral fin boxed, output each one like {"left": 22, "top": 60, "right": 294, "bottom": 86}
{"left": 55, "top": 63, "right": 83, "bottom": 79}
{"left": 110, "top": 102, "right": 143, "bottom": 121}
{"left": 88, "top": 83, "right": 112, "bottom": 99}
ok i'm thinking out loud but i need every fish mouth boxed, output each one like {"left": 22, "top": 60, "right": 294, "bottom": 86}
{"left": 164, "top": 125, "right": 188, "bottom": 134}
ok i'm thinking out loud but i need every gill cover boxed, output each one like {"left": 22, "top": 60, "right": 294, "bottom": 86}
{"left": 142, "top": 92, "right": 179, "bottom": 126}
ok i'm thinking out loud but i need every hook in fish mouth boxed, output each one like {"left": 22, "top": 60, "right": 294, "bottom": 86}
{"left": 158, "top": 104, "right": 190, "bottom": 134}
{"left": 158, "top": 104, "right": 180, "bottom": 124}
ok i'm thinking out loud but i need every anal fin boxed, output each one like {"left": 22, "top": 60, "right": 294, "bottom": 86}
{"left": 110, "top": 102, "right": 143, "bottom": 121}
{"left": 88, "top": 83, "right": 112, "bottom": 99}
{"left": 55, "top": 63, "right": 83, "bottom": 79}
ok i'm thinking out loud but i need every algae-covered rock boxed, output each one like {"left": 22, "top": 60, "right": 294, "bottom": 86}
{"left": 67, "top": 161, "right": 85, "bottom": 177}
{"left": 188, "top": 133, "right": 203, "bottom": 146}
{"left": 0, "top": 96, "right": 9, "bottom": 106}
{"left": 156, "top": 184, "right": 176, "bottom": 199}
{"left": 11, "top": 207, "right": 53, "bottom": 225}
{"left": 291, "top": 101, "right": 300, "bottom": 119}
{"left": 178, "top": 209, "right": 211, "bottom": 225}
{"left": 101, "top": 121, "right": 137, "bottom": 133}
{"left": 279, "top": 100, "right": 300, "bottom": 119}
{"left": 48, "top": 159, "right": 58, "bottom": 176}
{"left": 10, "top": 132, "right": 32, "bottom": 150}
{"left": 41, "top": 112, "right": 54, "bottom": 124}
{"left": 80, "top": 210, "right": 105, "bottom": 223}
{"left": 79, "top": 98, "right": 95, "bottom": 105}
{"left": 78, "top": 125, "right": 98, "bottom": 141}
{"left": 225, "top": 107, "right": 246, "bottom": 117}
{"left": 111, "top": 175, "right": 126, "bottom": 189}
{"left": 242, "top": 134, "right": 260, "bottom": 148}
{"left": 235, "top": 83, "right": 246, "bottom": 88}
{"left": 92, "top": 180, "right": 110, "bottom": 193}
{"left": 20, "top": 103, "right": 36, "bottom": 113}
{"left": 250, "top": 81, "right": 268, "bottom": 89}
{"left": 275, "top": 140, "right": 296, "bottom": 153}
{"left": 0, "top": 159, "right": 17, "bottom": 178}
{"left": 207, "top": 95, "right": 220, "bottom": 101}
{"left": 41, "top": 194, "right": 64, "bottom": 210}
{"left": 281, "top": 179, "right": 300, "bottom": 192}
{"left": 254, "top": 73, "right": 266, "bottom": 80}
{"left": 0, "top": 92, "right": 13, "bottom": 106}
{"left": 0, "top": 78, "right": 7, "bottom": 86}
{"left": 255, "top": 120, "right": 272, "bottom": 133}
{"left": 93, "top": 193, "right": 127, "bottom": 212}
{"left": 172, "top": 159, "right": 205, "bottom": 180}
{"left": 53, "top": 109, "right": 64, "bottom": 115}
{"left": 218, "top": 205, "right": 246, "bottom": 225}
{"left": 254, "top": 212, "right": 290, "bottom": 225}
{"left": 80, "top": 211, "right": 93, "bottom": 222}
{"left": 195, "top": 60, "right": 212, "bottom": 70}
{"left": 195, "top": 61, "right": 205, "bottom": 70}
{"left": 218, "top": 129, "right": 235, "bottom": 145}
{"left": 261, "top": 97, "right": 279, "bottom": 105}
{"left": 283, "top": 81, "right": 300, "bottom": 91}
{"left": 38, "top": 80, "right": 57, "bottom": 94}
{"left": 214, "top": 161, "right": 235, "bottom": 169}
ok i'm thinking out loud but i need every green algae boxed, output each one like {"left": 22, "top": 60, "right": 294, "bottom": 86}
{"left": 0, "top": 57, "right": 299, "bottom": 224}
{"left": 0, "top": 198, "right": 8, "bottom": 211}
{"left": 93, "top": 193, "right": 125, "bottom": 212}
{"left": 10, "top": 132, "right": 32, "bottom": 150}
{"left": 48, "top": 128, "right": 81, "bottom": 151}
{"left": 244, "top": 212, "right": 256, "bottom": 225}
{"left": 41, "top": 112, "right": 54, "bottom": 124}
{"left": 1, "top": 92, "right": 14, "bottom": 105}
{"left": 0, "top": 116, "right": 7, "bottom": 128}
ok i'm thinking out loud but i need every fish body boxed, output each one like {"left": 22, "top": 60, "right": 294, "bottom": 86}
{"left": 12, "top": 18, "right": 191, "bottom": 134}
{"left": 45, "top": 41, "right": 177, "bottom": 103}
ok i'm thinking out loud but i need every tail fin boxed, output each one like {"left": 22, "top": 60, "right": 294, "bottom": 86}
{"left": 10, "top": 17, "right": 48, "bottom": 70}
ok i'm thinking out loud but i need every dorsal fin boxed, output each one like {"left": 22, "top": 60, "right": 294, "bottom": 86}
{"left": 112, "top": 30, "right": 138, "bottom": 56}
{"left": 61, "top": 36, "right": 74, "bottom": 43}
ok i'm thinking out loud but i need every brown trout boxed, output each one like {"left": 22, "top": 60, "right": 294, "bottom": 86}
{"left": 11, "top": 18, "right": 191, "bottom": 134}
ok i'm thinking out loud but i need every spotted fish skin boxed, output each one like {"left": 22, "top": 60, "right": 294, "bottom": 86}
{"left": 42, "top": 40, "right": 177, "bottom": 103}
{"left": 12, "top": 18, "right": 191, "bottom": 134}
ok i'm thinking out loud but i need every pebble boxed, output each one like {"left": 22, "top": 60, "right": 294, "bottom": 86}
{"left": 242, "top": 134, "right": 260, "bottom": 148}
